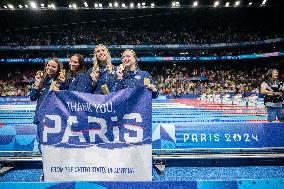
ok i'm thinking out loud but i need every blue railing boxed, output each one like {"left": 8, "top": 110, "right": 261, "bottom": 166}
{"left": 0, "top": 51, "right": 283, "bottom": 63}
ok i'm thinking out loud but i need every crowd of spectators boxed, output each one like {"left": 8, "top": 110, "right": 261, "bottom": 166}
{"left": 0, "top": 63, "right": 275, "bottom": 97}
{"left": 1, "top": 26, "right": 283, "bottom": 46}
{"left": 153, "top": 64, "right": 264, "bottom": 96}
{"left": 0, "top": 69, "right": 35, "bottom": 96}
{"left": 0, "top": 24, "right": 281, "bottom": 96}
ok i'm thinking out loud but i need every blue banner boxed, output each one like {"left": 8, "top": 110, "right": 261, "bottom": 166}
{"left": 38, "top": 88, "right": 152, "bottom": 147}
{"left": 0, "top": 51, "right": 284, "bottom": 64}
{"left": 153, "top": 122, "right": 284, "bottom": 149}
{"left": 37, "top": 88, "right": 153, "bottom": 181}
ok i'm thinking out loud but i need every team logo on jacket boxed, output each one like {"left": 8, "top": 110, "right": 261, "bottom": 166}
{"left": 135, "top": 75, "right": 141, "bottom": 80}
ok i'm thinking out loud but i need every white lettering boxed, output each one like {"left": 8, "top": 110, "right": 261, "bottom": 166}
{"left": 43, "top": 115, "right": 62, "bottom": 142}
{"left": 184, "top": 134, "right": 189, "bottom": 142}
{"left": 88, "top": 116, "right": 110, "bottom": 142}
{"left": 62, "top": 116, "right": 86, "bottom": 143}
{"left": 124, "top": 125, "right": 143, "bottom": 143}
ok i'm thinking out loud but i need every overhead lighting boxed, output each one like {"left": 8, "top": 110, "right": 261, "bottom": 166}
{"left": 30, "top": 1, "right": 37, "bottom": 9}
{"left": 225, "top": 2, "right": 230, "bottom": 7}
{"left": 213, "top": 1, "right": 220, "bottom": 7}
{"left": 99, "top": 3, "right": 102, "bottom": 8}
{"left": 48, "top": 4, "right": 56, "bottom": 9}
{"left": 122, "top": 3, "right": 126, "bottom": 7}
{"left": 84, "top": 2, "right": 88, "bottom": 7}
{"left": 151, "top": 3, "right": 155, "bottom": 7}
{"left": 109, "top": 3, "right": 113, "bottom": 7}
{"left": 235, "top": 1, "right": 240, "bottom": 7}
{"left": 24, "top": 5, "right": 29, "bottom": 8}
{"left": 193, "top": 1, "right": 198, "bottom": 7}
{"left": 248, "top": 2, "right": 253, "bottom": 6}
{"left": 142, "top": 2, "right": 146, "bottom": 6}
{"left": 172, "top": 1, "right": 180, "bottom": 7}
{"left": 7, "top": 4, "right": 14, "bottom": 9}
{"left": 261, "top": 0, "right": 267, "bottom": 5}
{"left": 72, "top": 3, "right": 77, "bottom": 9}
{"left": 19, "top": 5, "right": 23, "bottom": 8}
{"left": 114, "top": 2, "right": 119, "bottom": 7}
{"left": 4, "top": 5, "right": 7, "bottom": 8}
{"left": 137, "top": 3, "right": 141, "bottom": 7}
{"left": 94, "top": 3, "right": 98, "bottom": 8}
{"left": 130, "top": 3, "right": 134, "bottom": 7}
{"left": 40, "top": 3, "right": 44, "bottom": 7}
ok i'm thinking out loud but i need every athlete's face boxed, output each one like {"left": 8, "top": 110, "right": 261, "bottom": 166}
{"left": 122, "top": 50, "right": 137, "bottom": 69}
{"left": 69, "top": 55, "right": 80, "bottom": 72}
{"left": 95, "top": 45, "right": 108, "bottom": 64}
{"left": 45, "top": 60, "right": 59, "bottom": 77}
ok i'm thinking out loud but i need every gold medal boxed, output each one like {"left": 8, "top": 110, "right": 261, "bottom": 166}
{"left": 119, "top": 64, "right": 125, "bottom": 71}
{"left": 101, "top": 84, "right": 110, "bottom": 95}
{"left": 50, "top": 80, "right": 59, "bottom": 91}
{"left": 144, "top": 77, "right": 150, "bottom": 86}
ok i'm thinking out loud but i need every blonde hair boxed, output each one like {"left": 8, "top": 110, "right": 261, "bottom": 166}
{"left": 93, "top": 44, "right": 113, "bottom": 74}
{"left": 122, "top": 49, "right": 139, "bottom": 68}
